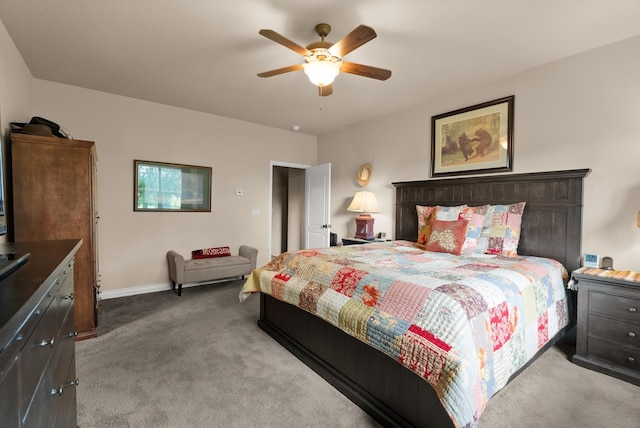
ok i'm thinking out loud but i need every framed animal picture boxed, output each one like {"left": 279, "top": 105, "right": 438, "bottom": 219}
{"left": 431, "top": 96, "right": 514, "bottom": 177}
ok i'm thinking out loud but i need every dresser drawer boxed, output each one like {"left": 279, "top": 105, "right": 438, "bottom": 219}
{"left": 16, "top": 286, "right": 58, "bottom": 349}
{"left": 0, "top": 352, "right": 20, "bottom": 428}
{"left": 54, "top": 355, "right": 77, "bottom": 428}
{"left": 588, "top": 337, "right": 640, "bottom": 373}
{"left": 589, "top": 290, "right": 640, "bottom": 324}
{"left": 51, "top": 307, "right": 76, "bottom": 383}
{"left": 54, "top": 272, "right": 75, "bottom": 336}
{"left": 22, "top": 355, "right": 76, "bottom": 428}
{"left": 20, "top": 274, "right": 73, "bottom": 414}
{"left": 588, "top": 314, "right": 640, "bottom": 348}
{"left": 19, "top": 288, "right": 64, "bottom": 416}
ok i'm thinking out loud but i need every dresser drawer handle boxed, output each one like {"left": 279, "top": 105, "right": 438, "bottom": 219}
{"left": 629, "top": 332, "right": 637, "bottom": 338}
{"left": 67, "top": 331, "right": 78, "bottom": 338}
{"left": 50, "top": 386, "right": 64, "bottom": 396}
{"left": 627, "top": 356, "right": 636, "bottom": 363}
{"left": 630, "top": 307, "right": 638, "bottom": 313}
{"left": 63, "top": 293, "right": 74, "bottom": 300}
{"left": 40, "top": 337, "right": 55, "bottom": 348}
{"left": 68, "top": 378, "right": 79, "bottom": 387}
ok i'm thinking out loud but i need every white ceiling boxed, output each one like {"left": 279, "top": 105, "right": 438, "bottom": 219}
{"left": 1, "top": 0, "right": 639, "bottom": 136}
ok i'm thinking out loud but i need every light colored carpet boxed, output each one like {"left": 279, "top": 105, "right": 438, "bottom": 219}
{"left": 76, "top": 280, "right": 640, "bottom": 427}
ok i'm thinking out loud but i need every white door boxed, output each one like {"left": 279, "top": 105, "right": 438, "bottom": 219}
{"left": 304, "top": 163, "right": 331, "bottom": 249}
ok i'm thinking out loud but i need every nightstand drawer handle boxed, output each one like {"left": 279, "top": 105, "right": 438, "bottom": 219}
{"left": 629, "top": 332, "right": 637, "bottom": 338}
{"left": 627, "top": 356, "right": 636, "bottom": 363}
{"left": 630, "top": 307, "right": 638, "bottom": 313}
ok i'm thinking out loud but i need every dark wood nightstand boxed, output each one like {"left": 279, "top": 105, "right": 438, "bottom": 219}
{"left": 572, "top": 270, "right": 640, "bottom": 386}
{"left": 342, "top": 238, "right": 387, "bottom": 246}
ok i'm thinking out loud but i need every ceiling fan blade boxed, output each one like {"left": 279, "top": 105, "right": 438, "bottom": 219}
{"left": 257, "top": 64, "right": 304, "bottom": 78}
{"left": 328, "top": 25, "right": 377, "bottom": 58}
{"left": 318, "top": 84, "right": 333, "bottom": 96}
{"left": 259, "top": 29, "right": 311, "bottom": 56}
{"left": 341, "top": 61, "right": 392, "bottom": 81}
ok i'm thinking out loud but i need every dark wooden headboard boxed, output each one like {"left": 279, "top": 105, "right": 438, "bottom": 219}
{"left": 393, "top": 169, "right": 590, "bottom": 272}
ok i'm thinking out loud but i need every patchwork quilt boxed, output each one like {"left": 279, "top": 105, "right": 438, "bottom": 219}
{"left": 240, "top": 241, "right": 569, "bottom": 428}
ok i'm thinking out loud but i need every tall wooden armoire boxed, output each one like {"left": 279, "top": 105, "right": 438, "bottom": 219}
{"left": 9, "top": 133, "right": 99, "bottom": 340}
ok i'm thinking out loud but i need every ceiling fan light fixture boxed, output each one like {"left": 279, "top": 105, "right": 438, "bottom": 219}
{"left": 303, "top": 57, "right": 342, "bottom": 87}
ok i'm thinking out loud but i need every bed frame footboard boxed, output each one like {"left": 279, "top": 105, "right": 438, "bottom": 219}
{"left": 259, "top": 293, "right": 454, "bottom": 428}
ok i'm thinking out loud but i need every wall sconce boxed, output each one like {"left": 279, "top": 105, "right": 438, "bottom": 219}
{"left": 347, "top": 191, "right": 379, "bottom": 240}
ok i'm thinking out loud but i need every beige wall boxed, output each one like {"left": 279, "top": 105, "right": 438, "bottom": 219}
{"left": 0, "top": 20, "right": 32, "bottom": 134}
{"left": 0, "top": 20, "right": 33, "bottom": 243}
{"left": 319, "top": 35, "right": 640, "bottom": 272}
{"left": 28, "top": 80, "right": 316, "bottom": 295}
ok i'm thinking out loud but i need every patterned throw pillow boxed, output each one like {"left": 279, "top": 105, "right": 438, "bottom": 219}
{"left": 192, "top": 246, "right": 231, "bottom": 259}
{"left": 473, "top": 202, "right": 526, "bottom": 257}
{"left": 434, "top": 205, "right": 487, "bottom": 255}
{"left": 416, "top": 205, "right": 436, "bottom": 247}
{"left": 458, "top": 205, "right": 489, "bottom": 255}
{"left": 424, "top": 219, "right": 469, "bottom": 255}
{"left": 434, "top": 205, "right": 467, "bottom": 221}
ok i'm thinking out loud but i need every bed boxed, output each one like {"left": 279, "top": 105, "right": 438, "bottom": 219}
{"left": 241, "top": 169, "right": 590, "bottom": 428}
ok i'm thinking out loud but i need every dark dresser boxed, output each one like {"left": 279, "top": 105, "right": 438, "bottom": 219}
{"left": 0, "top": 240, "right": 82, "bottom": 427}
{"left": 572, "top": 270, "right": 640, "bottom": 386}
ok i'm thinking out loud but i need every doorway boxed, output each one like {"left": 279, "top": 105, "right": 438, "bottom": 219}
{"left": 271, "top": 164, "right": 306, "bottom": 259}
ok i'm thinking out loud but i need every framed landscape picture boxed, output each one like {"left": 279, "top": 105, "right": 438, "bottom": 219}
{"left": 134, "top": 160, "right": 212, "bottom": 212}
{"left": 431, "top": 95, "right": 514, "bottom": 177}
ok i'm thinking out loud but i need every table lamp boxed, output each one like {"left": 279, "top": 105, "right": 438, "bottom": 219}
{"left": 347, "top": 191, "right": 380, "bottom": 240}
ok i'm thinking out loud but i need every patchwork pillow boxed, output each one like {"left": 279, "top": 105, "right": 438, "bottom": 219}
{"left": 192, "top": 246, "right": 231, "bottom": 259}
{"left": 424, "top": 219, "right": 469, "bottom": 255}
{"left": 473, "top": 202, "right": 526, "bottom": 257}
{"left": 416, "top": 205, "right": 436, "bottom": 247}
{"left": 434, "top": 205, "right": 467, "bottom": 221}
{"left": 458, "top": 205, "right": 489, "bottom": 255}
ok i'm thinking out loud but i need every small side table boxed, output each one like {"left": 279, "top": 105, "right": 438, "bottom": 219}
{"left": 571, "top": 269, "right": 640, "bottom": 386}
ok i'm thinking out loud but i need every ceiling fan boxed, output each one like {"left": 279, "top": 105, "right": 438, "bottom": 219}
{"left": 257, "top": 23, "right": 392, "bottom": 96}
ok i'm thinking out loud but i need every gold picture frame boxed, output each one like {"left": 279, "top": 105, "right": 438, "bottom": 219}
{"left": 431, "top": 96, "right": 514, "bottom": 177}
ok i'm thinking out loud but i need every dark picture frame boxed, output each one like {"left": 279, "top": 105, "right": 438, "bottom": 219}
{"left": 134, "top": 160, "right": 212, "bottom": 212}
{"left": 431, "top": 95, "right": 514, "bottom": 177}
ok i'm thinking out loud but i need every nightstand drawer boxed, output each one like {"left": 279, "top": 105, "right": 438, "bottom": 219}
{"left": 588, "top": 314, "right": 640, "bottom": 348}
{"left": 573, "top": 271, "right": 640, "bottom": 386}
{"left": 587, "top": 337, "right": 640, "bottom": 372}
{"left": 589, "top": 291, "right": 640, "bottom": 324}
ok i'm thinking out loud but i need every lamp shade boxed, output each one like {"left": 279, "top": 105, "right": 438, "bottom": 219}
{"left": 347, "top": 191, "right": 380, "bottom": 214}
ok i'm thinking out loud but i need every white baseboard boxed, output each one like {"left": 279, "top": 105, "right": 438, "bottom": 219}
{"left": 99, "top": 277, "right": 245, "bottom": 300}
